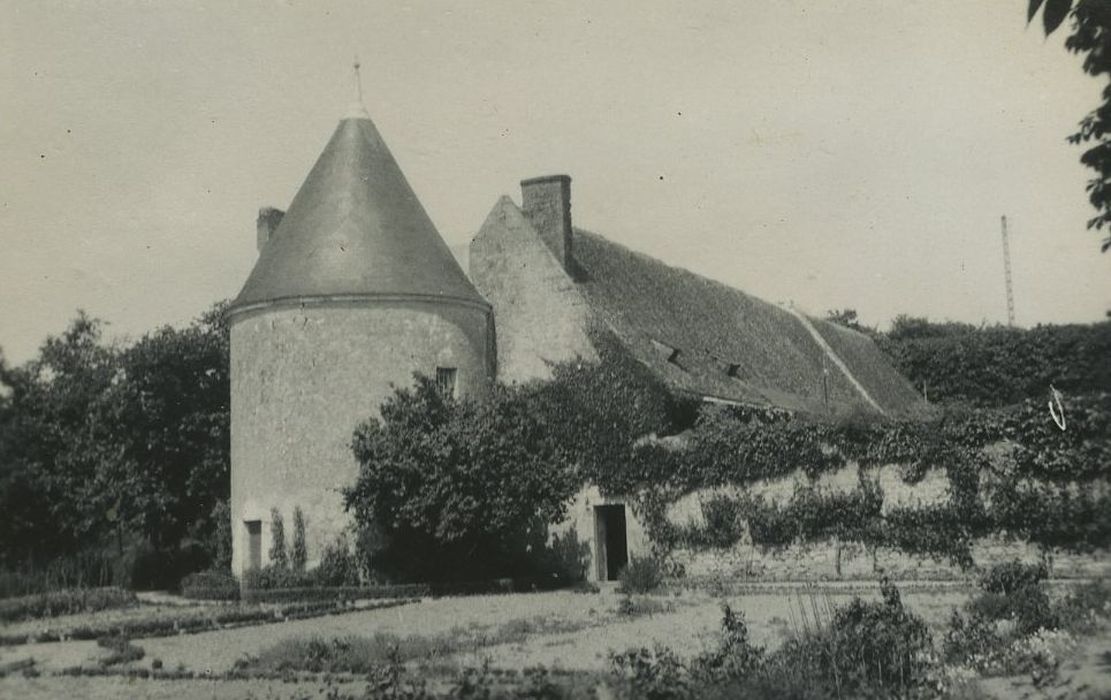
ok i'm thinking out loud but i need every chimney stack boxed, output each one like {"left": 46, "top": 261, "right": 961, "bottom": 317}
{"left": 520, "top": 175, "right": 572, "bottom": 271}
{"left": 256, "top": 207, "right": 285, "bottom": 252}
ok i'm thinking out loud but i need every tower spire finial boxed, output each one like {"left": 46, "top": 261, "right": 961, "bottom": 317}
{"left": 345, "top": 54, "right": 370, "bottom": 120}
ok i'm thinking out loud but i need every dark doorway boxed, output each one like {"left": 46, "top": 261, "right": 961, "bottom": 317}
{"left": 246, "top": 520, "right": 262, "bottom": 571}
{"left": 593, "top": 504, "right": 629, "bottom": 581}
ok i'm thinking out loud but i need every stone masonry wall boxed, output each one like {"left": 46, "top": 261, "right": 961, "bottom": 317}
{"left": 663, "top": 464, "right": 1110, "bottom": 581}
{"left": 551, "top": 485, "right": 651, "bottom": 583}
{"left": 469, "top": 196, "right": 598, "bottom": 384}
{"left": 229, "top": 300, "right": 492, "bottom": 578}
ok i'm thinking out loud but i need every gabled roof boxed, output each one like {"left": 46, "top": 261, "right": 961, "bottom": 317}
{"left": 231, "top": 113, "right": 486, "bottom": 312}
{"left": 569, "top": 229, "right": 923, "bottom": 416}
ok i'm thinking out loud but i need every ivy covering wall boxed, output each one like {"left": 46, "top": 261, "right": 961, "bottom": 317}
{"left": 600, "top": 393, "right": 1111, "bottom": 568}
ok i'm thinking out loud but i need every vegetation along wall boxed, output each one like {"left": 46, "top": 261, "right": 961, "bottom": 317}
{"left": 616, "top": 393, "right": 1111, "bottom": 582}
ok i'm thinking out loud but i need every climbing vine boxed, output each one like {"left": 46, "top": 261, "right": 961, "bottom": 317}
{"left": 607, "top": 393, "right": 1111, "bottom": 568}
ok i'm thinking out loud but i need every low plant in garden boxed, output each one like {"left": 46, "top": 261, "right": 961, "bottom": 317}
{"left": 314, "top": 535, "right": 362, "bottom": 587}
{"left": 618, "top": 556, "right": 664, "bottom": 594}
{"left": 616, "top": 595, "right": 670, "bottom": 618}
{"left": 180, "top": 570, "right": 238, "bottom": 601}
{"left": 1054, "top": 578, "right": 1111, "bottom": 633}
{"left": 690, "top": 604, "right": 765, "bottom": 682}
{"left": 0, "top": 586, "right": 137, "bottom": 622}
{"left": 241, "top": 563, "right": 315, "bottom": 590}
{"left": 610, "top": 644, "right": 691, "bottom": 700}
{"left": 97, "top": 634, "right": 144, "bottom": 666}
{"left": 609, "top": 580, "right": 937, "bottom": 699}
{"left": 944, "top": 561, "right": 1109, "bottom": 683}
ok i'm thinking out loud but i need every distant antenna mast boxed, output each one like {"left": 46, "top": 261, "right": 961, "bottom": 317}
{"left": 1000, "top": 215, "right": 1016, "bottom": 327}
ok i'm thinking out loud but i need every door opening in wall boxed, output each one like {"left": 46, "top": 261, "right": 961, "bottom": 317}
{"left": 436, "top": 367, "right": 457, "bottom": 398}
{"left": 245, "top": 520, "right": 262, "bottom": 571}
{"left": 593, "top": 504, "right": 628, "bottom": 581}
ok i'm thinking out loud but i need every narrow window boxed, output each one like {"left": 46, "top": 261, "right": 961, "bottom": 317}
{"left": 436, "top": 367, "right": 457, "bottom": 398}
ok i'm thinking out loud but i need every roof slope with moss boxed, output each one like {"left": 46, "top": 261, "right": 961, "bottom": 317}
{"left": 570, "top": 229, "right": 921, "bottom": 416}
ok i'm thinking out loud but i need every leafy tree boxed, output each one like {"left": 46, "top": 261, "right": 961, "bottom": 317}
{"left": 1030, "top": 0, "right": 1111, "bottom": 250}
{"left": 0, "top": 312, "right": 122, "bottom": 563}
{"left": 0, "top": 302, "right": 231, "bottom": 571}
{"left": 208, "top": 500, "right": 233, "bottom": 572}
{"left": 103, "top": 301, "right": 230, "bottom": 548}
{"left": 876, "top": 319, "right": 1111, "bottom": 406}
{"left": 824, "top": 308, "right": 871, "bottom": 334}
{"left": 345, "top": 376, "right": 582, "bottom": 582}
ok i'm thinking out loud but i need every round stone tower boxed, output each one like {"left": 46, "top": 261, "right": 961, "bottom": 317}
{"left": 227, "top": 94, "right": 494, "bottom": 578}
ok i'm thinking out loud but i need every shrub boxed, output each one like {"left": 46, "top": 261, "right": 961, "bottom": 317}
{"left": 268, "top": 509, "right": 288, "bottom": 570}
{"left": 1004, "top": 628, "right": 1078, "bottom": 684}
{"left": 970, "top": 560, "right": 1057, "bottom": 635}
{"left": 97, "top": 635, "right": 145, "bottom": 667}
{"left": 606, "top": 581, "right": 935, "bottom": 699}
{"left": 1054, "top": 579, "right": 1111, "bottom": 633}
{"left": 618, "top": 556, "right": 664, "bottom": 594}
{"left": 240, "top": 584, "right": 428, "bottom": 605}
{"left": 0, "top": 587, "right": 137, "bottom": 622}
{"left": 241, "top": 564, "right": 314, "bottom": 591}
{"left": 979, "top": 560, "right": 1048, "bottom": 596}
{"left": 180, "top": 570, "right": 239, "bottom": 601}
{"left": 943, "top": 608, "right": 1005, "bottom": 671}
{"left": 691, "top": 605, "right": 765, "bottom": 682}
{"left": 616, "top": 596, "right": 669, "bottom": 618}
{"left": 208, "top": 500, "right": 232, "bottom": 572}
{"left": 543, "top": 528, "right": 591, "bottom": 584}
{"left": 291, "top": 507, "right": 307, "bottom": 573}
{"left": 314, "top": 537, "right": 361, "bottom": 587}
{"left": 807, "top": 579, "right": 934, "bottom": 694}
{"left": 610, "top": 645, "right": 691, "bottom": 700}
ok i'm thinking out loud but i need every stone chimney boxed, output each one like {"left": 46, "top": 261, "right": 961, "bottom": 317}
{"left": 256, "top": 207, "right": 285, "bottom": 252}
{"left": 520, "top": 175, "right": 572, "bottom": 271}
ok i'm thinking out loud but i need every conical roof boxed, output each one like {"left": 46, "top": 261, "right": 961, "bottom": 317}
{"left": 231, "top": 111, "right": 487, "bottom": 311}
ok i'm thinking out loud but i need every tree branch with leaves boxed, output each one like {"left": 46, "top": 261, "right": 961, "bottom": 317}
{"left": 1031, "top": 0, "right": 1111, "bottom": 250}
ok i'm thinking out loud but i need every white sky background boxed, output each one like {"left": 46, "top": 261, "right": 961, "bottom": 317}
{"left": 1, "top": 0, "right": 1109, "bottom": 364}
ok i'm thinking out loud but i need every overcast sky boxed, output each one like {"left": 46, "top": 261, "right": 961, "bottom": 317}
{"left": 2, "top": 1, "right": 1109, "bottom": 364}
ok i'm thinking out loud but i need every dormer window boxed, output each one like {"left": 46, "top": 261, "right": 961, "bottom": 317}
{"left": 436, "top": 367, "right": 458, "bottom": 398}
{"left": 726, "top": 363, "right": 741, "bottom": 378}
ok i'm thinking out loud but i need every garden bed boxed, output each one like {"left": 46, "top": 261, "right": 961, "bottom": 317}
{"left": 0, "top": 598, "right": 416, "bottom": 646}
{"left": 0, "top": 588, "right": 138, "bottom": 623}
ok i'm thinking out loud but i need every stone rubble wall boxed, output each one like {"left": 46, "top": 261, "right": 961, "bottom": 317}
{"left": 662, "top": 463, "right": 1110, "bottom": 581}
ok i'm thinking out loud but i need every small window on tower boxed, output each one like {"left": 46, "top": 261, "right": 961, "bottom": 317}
{"left": 436, "top": 367, "right": 458, "bottom": 398}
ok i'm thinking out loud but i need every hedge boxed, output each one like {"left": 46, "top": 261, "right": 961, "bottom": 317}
{"left": 180, "top": 570, "right": 238, "bottom": 601}
{"left": 0, "top": 587, "right": 137, "bottom": 623}
{"left": 0, "top": 598, "right": 416, "bottom": 646}
{"left": 239, "top": 575, "right": 565, "bottom": 604}
{"left": 240, "top": 584, "right": 429, "bottom": 605}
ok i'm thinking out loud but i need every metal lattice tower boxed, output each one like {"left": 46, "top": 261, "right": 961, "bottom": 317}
{"left": 1001, "top": 215, "right": 1015, "bottom": 326}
